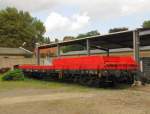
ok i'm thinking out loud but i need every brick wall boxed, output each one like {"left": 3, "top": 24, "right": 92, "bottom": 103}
{"left": 0, "top": 57, "right": 43, "bottom": 68}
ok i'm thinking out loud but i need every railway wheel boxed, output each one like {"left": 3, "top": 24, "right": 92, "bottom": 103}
{"left": 79, "top": 74, "right": 88, "bottom": 85}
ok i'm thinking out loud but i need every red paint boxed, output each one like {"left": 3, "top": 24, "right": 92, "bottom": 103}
{"left": 18, "top": 56, "right": 138, "bottom": 70}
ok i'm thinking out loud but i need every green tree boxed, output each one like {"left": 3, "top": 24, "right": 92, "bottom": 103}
{"left": 77, "top": 30, "right": 100, "bottom": 38}
{"left": 62, "top": 36, "right": 75, "bottom": 53}
{"left": 142, "top": 20, "right": 150, "bottom": 28}
{"left": 63, "top": 36, "right": 74, "bottom": 41}
{"left": 109, "top": 27, "right": 128, "bottom": 33}
{"left": 55, "top": 38, "right": 59, "bottom": 43}
{"left": 0, "top": 7, "right": 46, "bottom": 51}
{"left": 62, "top": 30, "right": 100, "bottom": 53}
{"left": 43, "top": 37, "right": 51, "bottom": 44}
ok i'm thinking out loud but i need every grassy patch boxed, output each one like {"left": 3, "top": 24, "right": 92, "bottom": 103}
{"left": 0, "top": 74, "right": 130, "bottom": 92}
{"left": 0, "top": 75, "right": 102, "bottom": 92}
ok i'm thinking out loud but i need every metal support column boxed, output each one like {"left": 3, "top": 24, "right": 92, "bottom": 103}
{"left": 37, "top": 47, "right": 40, "bottom": 65}
{"left": 86, "top": 39, "right": 90, "bottom": 55}
{"left": 36, "top": 43, "right": 40, "bottom": 65}
{"left": 107, "top": 49, "right": 110, "bottom": 56}
{"left": 133, "top": 30, "right": 141, "bottom": 81}
{"left": 57, "top": 43, "right": 60, "bottom": 57}
{"left": 133, "top": 30, "right": 140, "bottom": 65}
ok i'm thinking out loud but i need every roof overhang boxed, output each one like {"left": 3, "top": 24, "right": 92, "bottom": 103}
{"left": 39, "top": 28, "right": 150, "bottom": 50}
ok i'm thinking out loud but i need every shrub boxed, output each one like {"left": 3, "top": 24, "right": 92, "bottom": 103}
{"left": 2, "top": 69, "right": 24, "bottom": 81}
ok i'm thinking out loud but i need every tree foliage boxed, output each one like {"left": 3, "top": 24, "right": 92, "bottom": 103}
{"left": 0, "top": 7, "right": 47, "bottom": 51}
{"left": 109, "top": 27, "right": 128, "bottom": 33}
{"left": 142, "top": 20, "right": 150, "bottom": 28}
{"left": 63, "top": 36, "right": 74, "bottom": 41}
{"left": 62, "top": 30, "right": 100, "bottom": 53}
{"left": 44, "top": 37, "right": 51, "bottom": 44}
{"left": 62, "top": 36, "right": 76, "bottom": 53}
{"left": 77, "top": 30, "right": 100, "bottom": 38}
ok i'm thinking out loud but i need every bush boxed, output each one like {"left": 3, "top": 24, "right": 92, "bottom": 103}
{"left": 2, "top": 69, "right": 24, "bottom": 81}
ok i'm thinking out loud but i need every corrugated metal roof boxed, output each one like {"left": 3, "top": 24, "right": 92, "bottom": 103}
{"left": 0, "top": 47, "right": 33, "bottom": 55}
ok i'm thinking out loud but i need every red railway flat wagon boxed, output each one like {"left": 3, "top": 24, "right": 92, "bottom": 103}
{"left": 19, "top": 56, "right": 137, "bottom": 70}
{"left": 17, "top": 56, "right": 138, "bottom": 87}
{"left": 52, "top": 56, "right": 137, "bottom": 70}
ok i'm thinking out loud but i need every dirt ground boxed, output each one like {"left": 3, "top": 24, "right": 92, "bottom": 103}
{"left": 0, "top": 85, "right": 150, "bottom": 114}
